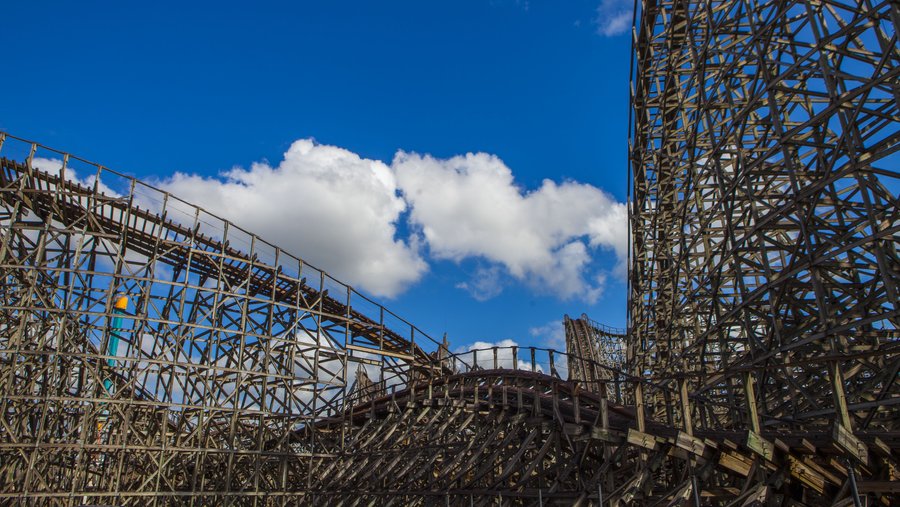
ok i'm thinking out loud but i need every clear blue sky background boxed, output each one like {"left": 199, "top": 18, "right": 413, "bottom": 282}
{"left": 1, "top": 0, "right": 634, "bottom": 350}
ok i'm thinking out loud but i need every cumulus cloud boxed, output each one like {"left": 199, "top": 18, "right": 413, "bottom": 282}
{"left": 30, "top": 141, "right": 627, "bottom": 303}
{"left": 393, "top": 151, "right": 626, "bottom": 303}
{"left": 156, "top": 139, "right": 428, "bottom": 298}
{"left": 594, "top": 0, "right": 632, "bottom": 37}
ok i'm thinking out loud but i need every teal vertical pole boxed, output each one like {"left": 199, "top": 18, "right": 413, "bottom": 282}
{"left": 104, "top": 295, "right": 127, "bottom": 395}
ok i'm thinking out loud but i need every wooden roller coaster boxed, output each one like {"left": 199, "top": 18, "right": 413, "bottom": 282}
{"left": 0, "top": 0, "right": 898, "bottom": 504}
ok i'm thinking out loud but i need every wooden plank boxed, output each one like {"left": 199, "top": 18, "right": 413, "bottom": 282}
{"left": 746, "top": 430, "right": 775, "bottom": 461}
{"left": 827, "top": 457, "right": 848, "bottom": 477}
{"left": 832, "top": 423, "right": 869, "bottom": 465}
{"left": 676, "top": 430, "right": 705, "bottom": 456}
{"left": 345, "top": 343, "right": 414, "bottom": 361}
{"left": 871, "top": 437, "right": 891, "bottom": 458}
{"left": 679, "top": 378, "right": 693, "bottom": 435}
{"left": 800, "top": 457, "right": 841, "bottom": 486}
{"left": 856, "top": 481, "right": 900, "bottom": 493}
{"left": 773, "top": 438, "right": 789, "bottom": 453}
{"left": 787, "top": 455, "right": 826, "bottom": 494}
{"left": 591, "top": 427, "right": 624, "bottom": 444}
{"left": 800, "top": 438, "right": 816, "bottom": 454}
{"left": 744, "top": 372, "right": 761, "bottom": 433}
{"left": 348, "top": 356, "right": 381, "bottom": 366}
{"left": 563, "top": 423, "right": 583, "bottom": 436}
{"left": 828, "top": 362, "right": 853, "bottom": 429}
{"left": 718, "top": 451, "right": 752, "bottom": 476}
{"left": 627, "top": 428, "right": 658, "bottom": 451}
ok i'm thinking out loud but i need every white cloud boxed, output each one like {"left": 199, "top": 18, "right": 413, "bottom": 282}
{"left": 453, "top": 339, "right": 571, "bottom": 379}
{"left": 529, "top": 320, "right": 566, "bottom": 350}
{"left": 29, "top": 143, "right": 627, "bottom": 304}
{"left": 455, "top": 265, "right": 504, "bottom": 301}
{"left": 455, "top": 339, "right": 542, "bottom": 372}
{"left": 393, "top": 151, "right": 626, "bottom": 303}
{"left": 594, "top": 0, "right": 632, "bottom": 37}
{"left": 156, "top": 139, "right": 427, "bottom": 298}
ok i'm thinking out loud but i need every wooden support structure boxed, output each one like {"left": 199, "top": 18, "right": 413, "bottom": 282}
{"left": 0, "top": 0, "right": 898, "bottom": 503}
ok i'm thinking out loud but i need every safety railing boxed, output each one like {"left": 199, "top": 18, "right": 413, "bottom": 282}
{"left": 340, "top": 343, "right": 753, "bottom": 432}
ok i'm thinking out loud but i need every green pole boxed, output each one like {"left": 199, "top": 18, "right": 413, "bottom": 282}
{"left": 104, "top": 295, "right": 127, "bottom": 395}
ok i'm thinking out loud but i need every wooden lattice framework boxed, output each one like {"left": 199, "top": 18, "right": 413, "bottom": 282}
{"left": 565, "top": 314, "right": 625, "bottom": 396}
{"left": 0, "top": 134, "right": 443, "bottom": 505}
{"left": 0, "top": 0, "right": 898, "bottom": 504}
{"left": 628, "top": 0, "right": 899, "bottom": 502}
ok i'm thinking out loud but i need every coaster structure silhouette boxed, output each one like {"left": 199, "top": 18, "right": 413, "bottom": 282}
{"left": 0, "top": 0, "right": 898, "bottom": 505}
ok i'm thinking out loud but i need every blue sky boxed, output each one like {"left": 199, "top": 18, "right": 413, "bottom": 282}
{"left": 1, "top": 0, "right": 634, "bottom": 351}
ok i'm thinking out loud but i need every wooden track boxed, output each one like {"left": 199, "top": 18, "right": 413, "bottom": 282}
{"left": 0, "top": 0, "right": 898, "bottom": 504}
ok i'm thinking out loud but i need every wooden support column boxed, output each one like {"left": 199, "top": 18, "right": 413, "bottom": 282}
{"left": 744, "top": 372, "right": 760, "bottom": 434}
{"left": 828, "top": 361, "right": 852, "bottom": 431}
{"left": 679, "top": 377, "right": 693, "bottom": 436}
{"left": 634, "top": 382, "right": 646, "bottom": 433}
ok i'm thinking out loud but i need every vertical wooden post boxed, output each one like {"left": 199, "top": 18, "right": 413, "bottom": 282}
{"left": 634, "top": 382, "right": 646, "bottom": 433}
{"left": 828, "top": 362, "right": 852, "bottom": 430}
{"left": 744, "top": 372, "right": 760, "bottom": 434}
{"left": 679, "top": 377, "right": 693, "bottom": 436}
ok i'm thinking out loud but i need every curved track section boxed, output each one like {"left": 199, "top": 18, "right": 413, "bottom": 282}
{"left": 564, "top": 314, "right": 625, "bottom": 396}
{"left": 301, "top": 369, "right": 736, "bottom": 505}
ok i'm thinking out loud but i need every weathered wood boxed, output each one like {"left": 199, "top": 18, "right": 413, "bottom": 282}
{"left": 787, "top": 456, "right": 827, "bottom": 495}
{"left": 833, "top": 423, "right": 869, "bottom": 465}
{"left": 719, "top": 451, "right": 753, "bottom": 477}
{"left": 746, "top": 431, "right": 775, "bottom": 462}
{"left": 1, "top": 0, "right": 899, "bottom": 502}
{"left": 676, "top": 430, "right": 705, "bottom": 456}
{"left": 627, "top": 427, "right": 659, "bottom": 451}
